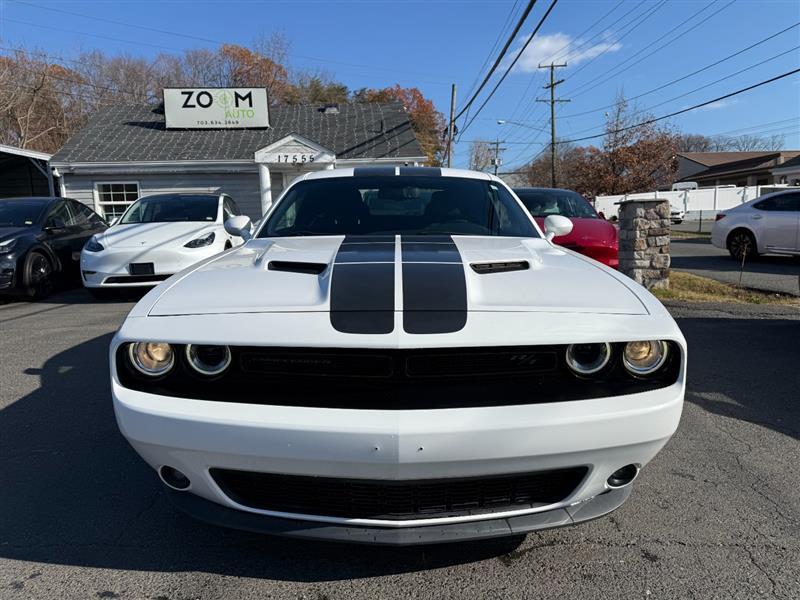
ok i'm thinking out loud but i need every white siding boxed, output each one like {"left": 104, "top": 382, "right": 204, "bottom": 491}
{"left": 63, "top": 172, "right": 264, "bottom": 219}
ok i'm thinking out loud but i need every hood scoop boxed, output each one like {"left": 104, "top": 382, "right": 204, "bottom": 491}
{"left": 470, "top": 260, "right": 530, "bottom": 274}
{"left": 268, "top": 261, "right": 328, "bottom": 275}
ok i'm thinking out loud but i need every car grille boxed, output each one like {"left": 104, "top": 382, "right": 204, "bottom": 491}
{"left": 209, "top": 467, "right": 589, "bottom": 521}
{"left": 116, "top": 343, "right": 681, "bottom": 409}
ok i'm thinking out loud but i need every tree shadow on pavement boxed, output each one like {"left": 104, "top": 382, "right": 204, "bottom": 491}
{"left": 0, "top": 333, "right": 523, "bottom": 581}
{"left": 677, "top": 316, "right": 800, "bottom": 440}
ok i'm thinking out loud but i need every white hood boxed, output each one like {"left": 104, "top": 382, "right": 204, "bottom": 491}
{"left": 100, "top": 222, "right": 216, "bottom": 249}
{"left": 148, "top": 235, "right": 647, "bottom": 318}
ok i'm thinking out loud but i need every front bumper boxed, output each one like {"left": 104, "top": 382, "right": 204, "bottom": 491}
{"left": 113, "top": 372, "right": 683, "bottom": 538}
{"left": 166, "top": 484, "right": 632, "bottom": 545}
{"left": 81, "top": 244, "right": 223, "bottom": 288}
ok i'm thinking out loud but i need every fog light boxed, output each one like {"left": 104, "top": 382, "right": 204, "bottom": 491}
{"left": 159, "top": 465, "right": 191, "bottom": 490}
{"left": 623, "top": 340, "right": 668, "bottom": 376}
{"left": 565, "top": 343, "right": 611, "bottom": 376}
{"left": 607, "top": 464, "right": 639, "bottom": 488}
{"left": 128, "top": 342, "right": 174, "bottom": 376}
{"left": 185, "top": 344, "right": 231, "bottom": 376}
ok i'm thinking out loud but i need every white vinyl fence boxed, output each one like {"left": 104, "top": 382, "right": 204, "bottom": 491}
{"left": 594, "top": 185, "right": 791, "bottom": 222}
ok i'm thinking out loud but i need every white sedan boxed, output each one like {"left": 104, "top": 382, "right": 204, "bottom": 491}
{"left": 712, "top": 189, "right": 800, "bottom": 259}
{"left": 81, "top": 193, "right": 246, "bottom": 294}
{"left": 110, "top": 167, "right": 686, "bottom": 545}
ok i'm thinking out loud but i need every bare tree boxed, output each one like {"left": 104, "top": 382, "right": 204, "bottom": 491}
{"left": 469, "top": 139, "right": 494, "bottom": 172}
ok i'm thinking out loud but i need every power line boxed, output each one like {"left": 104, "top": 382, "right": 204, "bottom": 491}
{"left": 462, "top": 0, "right": 521, "bottom": 101}
{"left": 568, "top": 0, "right": 738, "bottom": 98}
{"left": 560, "top": 22, "right": 800, "bottom": 119}
{"left": 561, "top": 0, "right": 668, "bottom": 83}
{"left": 556, "top": 68, "right": 800, "bottom": 145}
{"left": 563, "top": 45, "right": 800, "bottom": 139}
{"left": 453, "top": 0, "right": 539, "bottom": 121}
{"left": 502, "top": 0, "right": 629, "bottom": 135}
{"left": 457, "top": 0, "right": 560, "bottom": 138}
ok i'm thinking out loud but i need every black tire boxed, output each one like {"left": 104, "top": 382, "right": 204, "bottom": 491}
{"left": 24, "top": 251, "right": 54, "bottom": 300}
{"left": 727, "top": 229, "right": 758, "bottom": 261}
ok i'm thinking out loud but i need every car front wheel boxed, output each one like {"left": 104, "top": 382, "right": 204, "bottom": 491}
{"left": 24, "top": 251, "right": 54, "bottom": 299}
{"left": 727, "top": 229, "right": 758, "bottom": 261}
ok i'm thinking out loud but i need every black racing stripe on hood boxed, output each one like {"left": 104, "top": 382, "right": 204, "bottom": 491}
{"left": 401, "top": 236, "right": 467, "bottom": 335}
{"left": 330, "top": 236, "right": 395, "bottom": 334}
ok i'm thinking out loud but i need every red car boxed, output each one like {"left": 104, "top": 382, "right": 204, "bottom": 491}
{"left": 514, "top": 187, "right": 618, "bottom": 268}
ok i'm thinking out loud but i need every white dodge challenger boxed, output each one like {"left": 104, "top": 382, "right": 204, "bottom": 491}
{"left": 111, "top": 167, "right": 686, "bottom": 545}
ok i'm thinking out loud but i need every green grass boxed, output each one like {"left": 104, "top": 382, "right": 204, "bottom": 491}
{"left": 653, "top": 271, "right": 799, "bottom": 305}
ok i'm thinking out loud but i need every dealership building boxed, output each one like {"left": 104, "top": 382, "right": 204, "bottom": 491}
{"left": 50, "top": 93, "right": 425, "bottom": 221}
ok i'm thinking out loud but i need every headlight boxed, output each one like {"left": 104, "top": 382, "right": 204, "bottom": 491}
{"left": 184, "top": 232, "right": 215, "bottom": 248}
{"left": 565, "top": 343, "right": 611, "bottom": 376}
{"left": 84, "top": 236, "right": 104, "bottom": 252}
{"left": 0, "top": 238, "right": 17, "bottom": 254}
{"left": 623, "top": 340, "right": 669, "bottom": 376}
{"left": 185, "top": 344, "right": 231, "bottom": 376}
{"left": 128, "top": 342, "right": 174, "bottom": 376}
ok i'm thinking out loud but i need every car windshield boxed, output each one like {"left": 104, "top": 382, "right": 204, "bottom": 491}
{"left": 0, "top": 199, "right": 48, "bottom": 227}
{"left": 121, "top": 195, "right": 218, "bottom": 224}
{"left": 260, "top": 176, "right": 539, "bottom": 238}
{"left": 516, "top": 189, "right": 598, "bottom": 219}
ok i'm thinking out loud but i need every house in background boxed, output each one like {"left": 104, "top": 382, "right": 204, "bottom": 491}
{"left": 50, "top": 101, "right": 425, "bottom": 221}
{"left": 0, "top": 144, "right": 57, "bottom": 198}
{"left": 676, "top": 151, "right": 800, "bottom": 187}
{"left": 772, "top": 154, "right": 800, "bottom": 186}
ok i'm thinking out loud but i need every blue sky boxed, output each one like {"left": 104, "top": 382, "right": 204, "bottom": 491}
{"left": 2, "top": 0, "right": 799, "bottom": 169}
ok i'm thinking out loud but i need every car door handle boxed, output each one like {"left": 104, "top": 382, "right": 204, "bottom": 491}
{"left": 751, "top": 214, "right": 763, "bottom": 219}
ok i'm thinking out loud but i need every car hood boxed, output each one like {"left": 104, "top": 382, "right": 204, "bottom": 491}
{"left": 0, "top": 226, "right": 29, "bottom": 244}
{"left": 148, "top": 235, "right": 647, "bottom": 317}
{"left": 99, "top": 222, "right": 216, "bottom": 248}
{"left": 533, "top": 217, "right": 617, "bottom": 247}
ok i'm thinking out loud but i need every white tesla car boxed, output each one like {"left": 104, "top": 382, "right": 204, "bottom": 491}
{"left": 111, "top": 167, "right": 686, "bottom": 545}
{"left": 81, "top": 192, "right": 246, "bottom": 294}
{"left": 712, "top": 189, "right": 800, "bottom": 259}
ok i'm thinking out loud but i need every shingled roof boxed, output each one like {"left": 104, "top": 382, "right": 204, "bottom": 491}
{"left": 51, "top": 102, "right": 424, "bottom": 164}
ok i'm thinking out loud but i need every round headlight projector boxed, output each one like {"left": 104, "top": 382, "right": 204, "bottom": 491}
{"left": 565, "top": 343, "right": 611, "bottom": 375}
{"left": 185, "top": 344, "right": 231, "bottom": 376}
{"left": 129, "top": 342, "right": 174, "bottom": 376}
{"left": 623, "top": 340, "right": 669, "bottom": 376}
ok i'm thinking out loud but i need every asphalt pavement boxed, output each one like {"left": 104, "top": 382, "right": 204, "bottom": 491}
{"left": 670, "top": 238, "right": 800, "bottom": 297}
{"left": 1, "top": 289, "right": 799, "bottom": 599}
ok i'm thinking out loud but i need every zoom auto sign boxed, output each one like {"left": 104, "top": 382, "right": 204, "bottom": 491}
{"left": 163, "top": 88, "right": 269, "bottom": 129}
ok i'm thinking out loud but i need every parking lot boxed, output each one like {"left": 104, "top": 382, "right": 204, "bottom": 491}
{"left": 671, "top": 238, "right": 800, "bottom": 297}
{"left": 1, "top": 289, "right": 799, "bottom": 599}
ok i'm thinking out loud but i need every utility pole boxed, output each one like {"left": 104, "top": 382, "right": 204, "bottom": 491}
{"left": 536, "top": 63, "right": 569, "bottom": 188}
{"left": 492, "top": 138, "right": 506, "bottom": 176}
{"left": 446, "top": 84, "right": 457, "bottom": 168}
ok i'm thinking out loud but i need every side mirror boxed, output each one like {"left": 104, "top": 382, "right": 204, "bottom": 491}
{"left": 225, "top": 215, "right": 252, "bottom": 241}
{"left": 108, "top": 216, "right": 120, "bottom": 227}
{"left": 543, "top": 215, "right": 573, "bottom": 241}
{"left": 44, "top": 218, "right": 66, "bottom": 232}
{"left": 598, "top": 211, "right": 606, "bottom": 220}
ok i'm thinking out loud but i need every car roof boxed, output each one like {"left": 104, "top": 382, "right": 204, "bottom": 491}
{"left": 512, "top": 187, "right": 581, "bottom": 194}
{"left": 136, "top": 193, "right": 220, "bottom": 200}
{"left": 0, "top": 196, "right": 60, "bottom": 202}
{"left": 301, "top": 166, "right": 494, "bottom": 182}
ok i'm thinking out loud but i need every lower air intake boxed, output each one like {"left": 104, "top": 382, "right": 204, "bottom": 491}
{"left": 209, "top": 467, "right": 588, "bottom": 521}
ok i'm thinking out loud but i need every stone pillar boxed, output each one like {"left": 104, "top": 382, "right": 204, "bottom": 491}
{"left": 617, "top": 198, "right": 670, "bottom": 290}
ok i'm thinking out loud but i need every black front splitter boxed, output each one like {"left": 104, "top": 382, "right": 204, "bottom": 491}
{"left": 165, "top": 486, "right": 632, "bottom": 546}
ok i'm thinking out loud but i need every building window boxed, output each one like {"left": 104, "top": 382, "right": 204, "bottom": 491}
{"left": 95, "top": 182, "right": 139, "bottom": 220}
